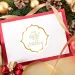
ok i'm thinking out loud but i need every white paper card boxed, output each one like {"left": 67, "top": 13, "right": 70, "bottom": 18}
{"left": 1, "top": 12, "right": 69, "bottom": 63}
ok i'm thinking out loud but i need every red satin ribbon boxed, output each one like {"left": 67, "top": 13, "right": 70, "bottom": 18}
{"left": 2, "top": 63, "right": 23, "bottom": 75}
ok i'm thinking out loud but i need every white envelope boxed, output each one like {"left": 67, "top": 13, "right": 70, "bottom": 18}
{"left": 0, "top": 9, "right": 71, "bottom": 64}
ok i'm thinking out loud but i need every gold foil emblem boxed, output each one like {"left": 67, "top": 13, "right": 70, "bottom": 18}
{"left": 21, "top": 25, "right": 49, "bottom": 52}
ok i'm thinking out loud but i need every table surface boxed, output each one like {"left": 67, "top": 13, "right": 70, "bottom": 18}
{"left": 0, "top": 46, "right": 75, "bottom": 75}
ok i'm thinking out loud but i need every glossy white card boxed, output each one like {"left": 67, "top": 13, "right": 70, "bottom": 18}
{"left": 1, "top": 11, "right": 69, "bottom": 63}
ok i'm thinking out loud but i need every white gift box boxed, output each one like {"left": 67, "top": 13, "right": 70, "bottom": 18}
{"left": 0, "top": 9, "right": 71, "bottom": 65}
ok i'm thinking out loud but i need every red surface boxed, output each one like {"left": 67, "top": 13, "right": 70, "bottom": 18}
{"left": 70, "top": 40, "right": 75, "bottom": 55}
{"left": 0, "top": 9, "right": 72, "bottom": 65}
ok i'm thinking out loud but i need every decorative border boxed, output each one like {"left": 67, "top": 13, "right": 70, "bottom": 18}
{"left": 20, "top": 24, "right": 49, "bottom": 53}
{"left": 0, "top": 9, "right": 73, "bottom": 65}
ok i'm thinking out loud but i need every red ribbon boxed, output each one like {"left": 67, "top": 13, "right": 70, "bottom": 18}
{"left": 2, "top": 63, "right": 23, "bottom": 75}
{"left": 2, "top": 65, "right": 9, "bottom": 75}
